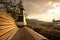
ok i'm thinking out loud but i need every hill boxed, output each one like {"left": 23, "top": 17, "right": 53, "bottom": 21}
{"left": 26, "top": 19, "right": 52, "bottom": 27}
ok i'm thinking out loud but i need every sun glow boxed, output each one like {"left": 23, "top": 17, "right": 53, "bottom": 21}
{"left": 27, "top": 2, "right": 60, "bottom": 22}
{"left": 42, "top": 2, "right": 60, "bottom": 21}
{"left": 48, "top": 2, "right": 60, "bottom": 19}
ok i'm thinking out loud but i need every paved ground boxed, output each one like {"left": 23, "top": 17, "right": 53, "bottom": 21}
{"left": 11, "top": 27, "right": 48, "bottom": 40}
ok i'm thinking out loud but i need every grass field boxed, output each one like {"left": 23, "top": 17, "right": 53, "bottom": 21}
{"left": 27, "top": 25, "right": 60, "bottom": 40}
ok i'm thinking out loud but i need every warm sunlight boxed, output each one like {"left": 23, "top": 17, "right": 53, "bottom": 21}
{"left": 48, "top": 2, "right": 60, "bottom": 20}
{"left": 27, "top": 2, "right": 60, "bottom": 22}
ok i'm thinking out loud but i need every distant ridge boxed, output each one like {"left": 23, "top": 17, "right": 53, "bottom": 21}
{"left": 26, "top": 19, "right": 52, "bottom": 26}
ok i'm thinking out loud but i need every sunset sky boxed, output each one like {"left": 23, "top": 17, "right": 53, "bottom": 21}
{"left": 22, "top": 0, "right": 60, "bottom": 22}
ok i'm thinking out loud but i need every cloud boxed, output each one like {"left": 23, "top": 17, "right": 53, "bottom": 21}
{"left": 23, "top": 0, "right": 49, "bottom": 15}
{"left": 22, "top": 0, "right": 60, "bottom": 21}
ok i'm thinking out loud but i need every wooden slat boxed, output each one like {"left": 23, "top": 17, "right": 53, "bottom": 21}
{"left": 12, "top": 27, "right": 49, "bottom": 40}
{"left": 7, "top": 28, "right": 18, "bottom": 40}
{"left": 24, "top": 27, "right": 48, "bottom": 40}
{"left": 0, "top": 25, "right": 15, "bottom": 30}
{"left": 0, "top": 28, "right": 18, "bottom": 40}
{"left": 0, "top": 11, "right": 18, "bottom": 39}
{"left": 0, "top": 27, "right": 15, "bottom": 36}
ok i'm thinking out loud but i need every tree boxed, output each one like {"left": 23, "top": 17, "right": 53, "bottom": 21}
{"left": 0, "top": 0, "right": 17, "bottom": 21}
